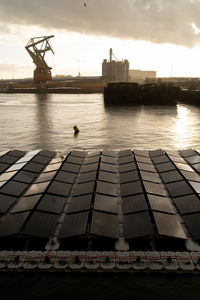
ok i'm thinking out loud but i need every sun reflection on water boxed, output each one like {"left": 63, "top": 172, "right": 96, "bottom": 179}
{"left": 175, "top": 105, "right": 191, "bottom": 149}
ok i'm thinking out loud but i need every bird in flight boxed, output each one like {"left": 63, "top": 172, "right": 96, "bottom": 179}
{"left": 84, "top": 2, "right": 87, "bottom": 7}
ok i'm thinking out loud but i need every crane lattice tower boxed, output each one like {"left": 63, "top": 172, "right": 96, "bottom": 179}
{"left": 25, "top": 35, "right": 54, "bottom": 84}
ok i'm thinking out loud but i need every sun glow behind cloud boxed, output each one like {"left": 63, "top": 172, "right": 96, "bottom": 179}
{"left": 1, "top": 0, "right": 200, "bottom": 79}
{"left": 1, "top": 24, "right": 200, "bottom": 79}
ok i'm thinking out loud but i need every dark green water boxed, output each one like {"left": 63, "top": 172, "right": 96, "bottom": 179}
{"left": 1, "top": 273, "right": 200, "bottom": 300}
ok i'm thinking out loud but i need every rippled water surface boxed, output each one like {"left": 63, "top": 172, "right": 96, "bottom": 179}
{"left": 1, "top": 93, "right": 200, "bottom": 151}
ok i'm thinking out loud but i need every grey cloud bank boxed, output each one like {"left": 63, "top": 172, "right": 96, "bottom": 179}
{"left": 0, "top": 0, "right": 200, "bottom": 47}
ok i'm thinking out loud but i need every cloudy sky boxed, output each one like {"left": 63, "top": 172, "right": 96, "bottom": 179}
{"left": 1, "top": 0, "right": 200, "bottom": 79}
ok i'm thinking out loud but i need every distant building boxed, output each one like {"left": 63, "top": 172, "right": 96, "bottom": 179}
{"left": 102, "top": 48, "right": 129, "bottom": 82}
{"left": 129, "top": 69, "right": 156, "bottom": 83}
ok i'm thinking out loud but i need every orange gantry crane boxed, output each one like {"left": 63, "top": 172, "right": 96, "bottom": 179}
{"left": 25, "top": 35, "right": 54, "bottom": 84}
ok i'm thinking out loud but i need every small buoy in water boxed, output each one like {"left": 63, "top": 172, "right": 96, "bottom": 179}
{"left": 73, "top": 125, "right": 79, "bottom": 134}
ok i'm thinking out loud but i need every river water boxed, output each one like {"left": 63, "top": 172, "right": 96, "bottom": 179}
{"left": 1, "top": 93, "right": 200, "bottom": 299}
{"left": 1, "top": 93, "right": 200, "bottom": 152}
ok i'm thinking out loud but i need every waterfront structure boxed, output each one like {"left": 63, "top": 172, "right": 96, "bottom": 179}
{"left": 104, "top": 82, "right": 200, "bottom": 105}
{"left": 102, "top": 48, "right": 129, "bottom": 82}
{"left": 157, "top": 77, "right": 200, "bottom": 89}
{"left": 104, "top": 82, "right": 180, "bottom": 105}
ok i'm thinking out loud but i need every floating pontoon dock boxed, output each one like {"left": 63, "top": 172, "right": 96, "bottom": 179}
{"left": 0, "top": 148, "right": 200, "bottom": 272}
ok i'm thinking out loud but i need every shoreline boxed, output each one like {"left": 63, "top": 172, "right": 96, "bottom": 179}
{"left": 1, "top": 88, "right": 103, "bottom": 94}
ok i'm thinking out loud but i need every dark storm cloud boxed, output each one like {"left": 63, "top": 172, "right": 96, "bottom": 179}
{"left": 0, "top": 0, "right": 200, "bottom": 47}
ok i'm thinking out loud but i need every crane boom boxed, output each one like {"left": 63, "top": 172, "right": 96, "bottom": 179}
{"left": 25, "top": 35, "right": 54, "bottom": 83}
